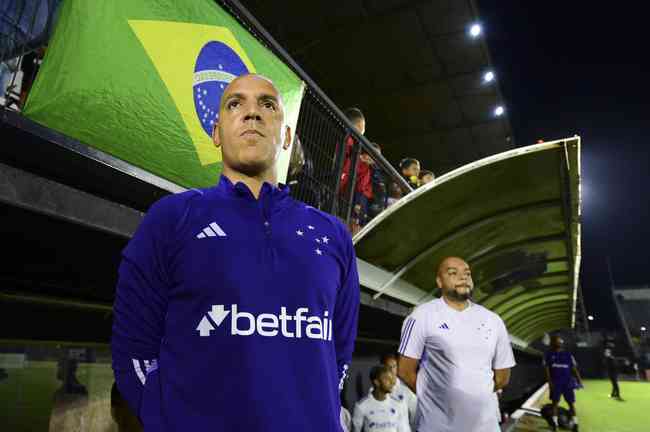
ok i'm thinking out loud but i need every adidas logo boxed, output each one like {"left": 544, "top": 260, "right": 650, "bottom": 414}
{"left": 438, "top": 323, "right": 450, "bottom": 330}
{"left": 196, "top": 222, "right": 227, "bottom": 239}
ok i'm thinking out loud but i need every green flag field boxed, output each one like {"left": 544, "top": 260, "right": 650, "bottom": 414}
{"left": 24, "top": 0, "right": 304, "bottom": 188}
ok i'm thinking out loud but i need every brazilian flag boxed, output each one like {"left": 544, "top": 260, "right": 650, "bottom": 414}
{"left": 24, "top": 0, "right": 304, "bottom": 188}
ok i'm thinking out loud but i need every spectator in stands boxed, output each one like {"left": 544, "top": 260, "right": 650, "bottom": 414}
{"left": 339, "top": 108, "right": 366, "bottom": 188}
{"left": 368, "top": 142, "right": 388, "bottom": 220}
{"left": 287, "top": 135, "right": 320, "bottom": 208}
{"left": 348, "top": 144, "right": 374, "bottom": 234}
{"left": 288, "top": 135, "right": 306, "bottom": 179}
{"left": 381, "top": 353, "right": 416, "bottom": 431}
{"left": 543, "top": 335, "right": 583, "bottom": 431}
{"left": 399, "top": 158, "right": 420, "bottom": 190}
{"left": 353, "top": 365, "right": 410, "bottom": 432}
{"left": 604, "top": 338, "right": 621, "bottom": 399}
{"left": 1, "top": 57, "right": 19, "bottom": 103}
{"left": 19, "top": 46, "right": 45, "bottom": 107}
{"left": 418, "top": 170, "right": 435, "bottom": 186}
{"left": 397, "top": 256, "right": 515, "bottom": 432}
{"left": 344, "top": 107, "right": 366, "bottom": 136}
{"left": 111, "top": 382, "right": 143, "bottom": 432}
{"left": 387, "top": 182, "right": 403, "bottom": 207}
{"left": 339, "top": 107, "right": 367, "bottom": 230}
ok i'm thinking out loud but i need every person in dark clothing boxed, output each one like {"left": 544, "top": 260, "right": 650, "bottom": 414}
{"left": 338, "top": 107, "right": 367, "bottom": 229}
{"left": 399, "top": 158, "right": 420, "bottom": 190}
{"left": 343, "top": 107, "right": 366, "bottom": 136}
{"left": 418, "top": 170, "right": 435, "bottom": 186}
{"left": 543, "top": 335, "right": 582, "bottom": 432}
{"left": 18, "top": 46, "right": 45, "bottom": 106}
{"left": 367, "top": 142, "right": 387, "bottom": 220}
{"left": 604, "top": 340, "right": 621, "bottom": 399}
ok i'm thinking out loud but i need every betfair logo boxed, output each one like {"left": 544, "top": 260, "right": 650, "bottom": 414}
{"left": 196, "top": 305, "right": 333, "bottom": 341}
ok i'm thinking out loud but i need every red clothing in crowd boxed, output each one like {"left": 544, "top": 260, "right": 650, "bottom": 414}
{"left": 339, "top": 135, "right": 373, "bottom": 199}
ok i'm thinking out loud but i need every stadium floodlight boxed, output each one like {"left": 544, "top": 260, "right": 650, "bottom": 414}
{"left": 469, "top": 23, "right": 482, "bottom": 38}
{"left": 587, "top": 315, "right": 594, "bottom": 321}
{"left": 642, "top": 326, "right": 647, "bottom": 332}
{"left": 483, "top": 71, "right": 495, "bottom": 83}
{"left": 494, "top": 106, "right": 505, "bottom": 117}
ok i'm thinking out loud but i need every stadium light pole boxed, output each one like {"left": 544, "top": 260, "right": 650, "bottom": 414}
{"left": 607, "top": 257, "right": 637, "bottom": 357}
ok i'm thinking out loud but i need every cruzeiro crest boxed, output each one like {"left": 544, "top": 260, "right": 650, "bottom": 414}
{"left": 193, "top": 41, "right": 249, "bottom": 137}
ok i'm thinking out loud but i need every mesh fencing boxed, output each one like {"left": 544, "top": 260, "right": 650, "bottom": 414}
{"left": 220, "top": 0, "right": 412, "bottom": 228}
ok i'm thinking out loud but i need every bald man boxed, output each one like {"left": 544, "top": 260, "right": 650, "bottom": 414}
{"left": 397, "top": 257, "right": 515, "bottom": 432}
{"left": 112, "top": 74, "right": 360, "bottom": 431}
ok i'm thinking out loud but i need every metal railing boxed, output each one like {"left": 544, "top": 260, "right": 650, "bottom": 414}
{"left": 219, "top": 0, "right": 412, "bottom": 228}
{"left": 0, "top": 0, "right": 60, "bottom": 62}
{"left": 1, "top": 1, "right": 61, "bottom": 108}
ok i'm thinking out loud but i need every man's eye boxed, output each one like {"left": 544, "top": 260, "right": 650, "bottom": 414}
{"left": 263, "top": 101, "right": 277, "bottom": 111}
{"left": 227, "top": 100, "right": 240, "bottom": 109}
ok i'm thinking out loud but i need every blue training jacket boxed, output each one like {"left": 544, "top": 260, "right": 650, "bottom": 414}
{"left": 111, "top": 175, "right": 360, "bottom": 431}
{"left": 543, "top": 350, "right": 576, "bottom": 386}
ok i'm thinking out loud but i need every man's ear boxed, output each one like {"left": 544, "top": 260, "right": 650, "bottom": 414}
{"left": 282, "top": 125, "right": 292, "bottom": 150}
{"left": 436, "top": 275, "right": 442, "bottom": 290}
{"left": 212, "top": 122, "right": 221, "bottom": 148}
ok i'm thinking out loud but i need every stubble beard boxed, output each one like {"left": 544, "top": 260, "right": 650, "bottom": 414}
{"left": 447, "top": 286, "right": 472, "bottom": 302}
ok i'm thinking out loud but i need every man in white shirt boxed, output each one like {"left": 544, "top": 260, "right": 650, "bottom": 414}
{"left": 341, "top": 406, "right": 352, "bottom": 432}
{"left": 353, "top": 366, "right": 410, "bottom": 432}
{"left": 381, "top": 353, "right": 417, "bottom": 431}
{"left": 397, "top": 256, "right": 516, "bottom": 432}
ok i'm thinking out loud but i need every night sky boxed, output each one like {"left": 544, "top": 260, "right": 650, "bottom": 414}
{"left": 479, "top": 1, "right": 650, "bottom": 330}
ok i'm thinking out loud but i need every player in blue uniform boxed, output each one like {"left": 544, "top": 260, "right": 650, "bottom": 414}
{"left": 543, "top": 335, "right": 583, "bottom": 432}
{"left": 111, "top": 74, "right": 360, "bottom": 431}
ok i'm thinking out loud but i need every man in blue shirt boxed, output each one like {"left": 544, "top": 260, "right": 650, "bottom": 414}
{"left": 111, "top": 74, "right": 360, "bottom": 431}
{"left": 543, "top": 335, "right": 583, "bottom": 432}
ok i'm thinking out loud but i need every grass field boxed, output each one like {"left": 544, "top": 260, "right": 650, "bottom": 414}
{"left": 2, "top": 367, "right": 648, "bottom": 432}
{"left": 515, "top": 379, "right": 650, "bottom": 432}
{"left": 0, "top": 361, "right": 116, "bottom": 432}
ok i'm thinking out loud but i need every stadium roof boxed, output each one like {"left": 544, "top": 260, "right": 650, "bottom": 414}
{"left": 239, "top": 0, "right": 514, "bottom": 174}
{"left": 354, "top": 138, "right": 582, "bottom": 347}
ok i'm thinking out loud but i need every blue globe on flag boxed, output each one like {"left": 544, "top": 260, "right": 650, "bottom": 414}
{"left": 193, "top": 41, "right": 249, "bottom": 137}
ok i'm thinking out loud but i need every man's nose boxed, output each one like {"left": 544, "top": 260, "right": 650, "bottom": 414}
{"left": 243, "top": 105, "right": 262, "bottom": 122}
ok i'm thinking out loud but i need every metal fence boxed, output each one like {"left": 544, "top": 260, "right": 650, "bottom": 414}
{"left": 0, "top": 0, "right": 61, "bottom": 109}
{"left": 1, "top": 0, "right": 412, "bottom": 229}
{"left": 219, "top": 0, "right": 413, "bottom": 229}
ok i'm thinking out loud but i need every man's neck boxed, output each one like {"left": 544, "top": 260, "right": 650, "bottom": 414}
{"left": 222, "top": 168, "right": 277, "bottom": 199}
{"left": 442, "top": 295, "right": 470, "bottom": 311}
{"left": 372, "top": 389, "right": 388, "bottom": 401}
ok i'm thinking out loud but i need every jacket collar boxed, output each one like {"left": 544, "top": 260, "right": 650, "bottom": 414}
{"left": 215, "top": 174, "right": 290, "bottom": 202}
